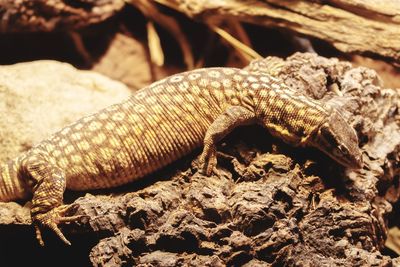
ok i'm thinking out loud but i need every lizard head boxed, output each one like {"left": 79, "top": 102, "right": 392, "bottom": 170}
{"left": 309, "top": 111, "right": 363, "bottom": 169}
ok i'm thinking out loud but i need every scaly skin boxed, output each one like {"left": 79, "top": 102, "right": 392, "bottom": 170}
{"left": 0, "top": 67, "right": 363, "bottom": 245}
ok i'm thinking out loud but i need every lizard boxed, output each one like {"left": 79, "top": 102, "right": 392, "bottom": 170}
{"left": 0, "top": 67, "right": 363, "bottom": 246}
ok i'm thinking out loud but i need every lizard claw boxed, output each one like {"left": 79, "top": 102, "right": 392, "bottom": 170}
{"left": 33, "top": 204, "right": 87, "bottom": 246}
{"left": 199, "top": 147, "right": 218, "bottom": 176}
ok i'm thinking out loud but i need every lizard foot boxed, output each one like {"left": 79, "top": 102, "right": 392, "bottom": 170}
{"left": 198, "top": 147, "right": 218, "bottom": 176}
{"left": 33, "top": 204, "right": 87, "bottom": 246}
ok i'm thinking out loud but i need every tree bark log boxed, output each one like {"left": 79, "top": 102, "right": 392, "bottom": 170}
{"left": 158, "top": 0, "right": 400, "bottom": 64}
{"left": 0, "top": 0, "right": 124, "bottom": 32}
{"left": 1, "top": 53, "right": 399, "bottom": 266}
{"left": 3, "top": 0, "right": 399, "bottom": 64}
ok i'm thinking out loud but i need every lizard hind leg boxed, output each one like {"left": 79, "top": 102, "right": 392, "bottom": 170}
{"left": 198, "top": 106, "right": 256, "bottom": 176}
{"left": 23, "top": 156, "right": 83, "bottom": 246}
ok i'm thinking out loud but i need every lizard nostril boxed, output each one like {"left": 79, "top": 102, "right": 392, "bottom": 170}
{"left": 354, "top": 155, "right": 363, "bottom": 169}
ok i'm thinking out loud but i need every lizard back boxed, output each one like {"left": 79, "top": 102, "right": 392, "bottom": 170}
{"left": 24, "top": 68, "right": 253, "bottom": 190}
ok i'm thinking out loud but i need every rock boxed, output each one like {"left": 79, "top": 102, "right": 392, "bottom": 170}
{"left": 0, "top": 60, "right": 131, "bottom": 162}
{"left": 92, "top": 33, "right": 153, "bottom": 90}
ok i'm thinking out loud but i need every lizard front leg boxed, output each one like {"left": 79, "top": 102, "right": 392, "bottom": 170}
{"left": 24, "top": 156, "right": 83, "bottom": 245}
{"left": 199, "top": 106, "right": 256, "bottom": 176}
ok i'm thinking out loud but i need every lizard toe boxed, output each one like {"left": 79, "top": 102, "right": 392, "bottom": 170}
{"left": 33, "top": 204, "right": 85, "bottom": 246}
{"left": 34, "top": 212, "right": 71, "bottom": 246}
{"left": 205, "top": 156, "right": 217, "bottom": 176}
{"left": 199, "top": 149, "right": 218, "bottom": 176}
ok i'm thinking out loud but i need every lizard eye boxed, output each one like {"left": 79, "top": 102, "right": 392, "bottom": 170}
{"left": 338, "top": 145, "right": 348, "bottom": 155}
{"left": 333, "top": 148, "right": 342, "bottom": 157}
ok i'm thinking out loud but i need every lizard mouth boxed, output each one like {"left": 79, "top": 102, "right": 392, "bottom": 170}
{"left": 325, "top": 147, "right": 363, "bottom": 169}
{"left": 340, "top": 153, "right": 363, "bottom": 169}
{"left": 349, "top": 153, "right": 363, "bottom": 169}
{"left": 353, "top": 155, "right": 363, "bottom": 169}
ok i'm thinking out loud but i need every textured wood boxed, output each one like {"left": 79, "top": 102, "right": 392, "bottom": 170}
{"left": 158, "top": 0, "right": 400, "bottom": 64}
{"left": 2, "top": 1, "right": 399, "bottom": 63}
{"left": 0, "top": 0, "right": 124, "bottom": 32}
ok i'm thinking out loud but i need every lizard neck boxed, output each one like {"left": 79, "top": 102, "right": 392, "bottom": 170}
{"left": 254, "top": 84, "right": 329, "bottom": 146}
{"left": 0, "top": 157, "right": 31, "bottom": 201}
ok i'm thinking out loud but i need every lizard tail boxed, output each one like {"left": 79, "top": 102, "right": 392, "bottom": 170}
{"left": 0, "top": 157, "right": 30, "bottom": 201}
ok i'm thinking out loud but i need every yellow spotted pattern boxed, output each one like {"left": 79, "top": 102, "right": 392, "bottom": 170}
{"left": 0, "top": 67, "right": 330, "bottom": 225}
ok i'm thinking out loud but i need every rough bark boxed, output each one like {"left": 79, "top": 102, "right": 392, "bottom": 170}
{"left": 0, "top": 0, "right": 124, "bottom": 32}
{"left": 3, "top": 0, "right": 399, "bottom": 65}
{"left": 1, "top": 53, "right": 399, "bottom": 266}
{"left": 158, "top": 0, "right": 400, "bottom": 64}
{"left": 0, "top": 0, "right": 400, "bottom": 63}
